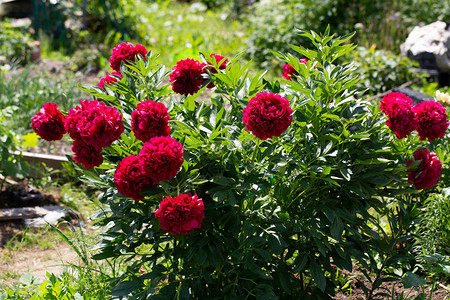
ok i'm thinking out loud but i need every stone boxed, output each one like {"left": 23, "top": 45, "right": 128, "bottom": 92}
{"left": 401, "top": 21, "right": 450, "bottom": 72}
{"left": 392, "top": 87, "right": 434, "bottom": 105}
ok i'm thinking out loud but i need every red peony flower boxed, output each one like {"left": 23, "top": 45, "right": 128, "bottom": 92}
{"left": 109, "top": 42, "right": 147, "bottom": 72}
{"left": 380, "top": 92, "right": 413, "bottom": 115}
{"left": 72, "top": 139, "right": 103, "bottom": 169}
{"left": 207, "top": 53, "right": 228, "bottom": 88}
{"left": 385, "top": 103, "right": 417, "bottom": 139}
{"left": 31, "top": 103, "right": 66, "bottom": 141}
{"left": 282, "top": 58, "right": 308, "bottom": 81}
{"left": 170, "top": 58, "right": 206, "bottom": 96}
{"left": 139, "top": 136, "right": 184, "bottom": 183}
{"left": 97, "top": 71, "right": 123, "bottom": 90}
{"left": 65, "top": 99, "right": 124, "bottom": 150}
{"left": 155, "top": 194, "right": 205, "bottom": 235}
{"left": 412, "top": 101, "right": 449, "bottom": 141}
{"left": 406, "top": 148, "right": 442, "bottom": 190}
{"left": 131, "top": 100, "right": 170, "bottom": 142}
{"left": 114, "top": 155, "right": 154, "bottom": 201}
{"left": 243, "top": 91, "right": 293, "bottom": 140}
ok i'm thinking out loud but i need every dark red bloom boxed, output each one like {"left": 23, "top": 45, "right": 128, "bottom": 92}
{"left": 65, "top": 99, "right": 124, "bottom": 150}
{"left": 155, "top": 194, "right": 205, "bottom": 235}
{"left": 385, "top": 103, "right": 417, "bottom": 139}
{"left": 98, "top": 71, "right": 123, "bottom": 89}
{"left": 131, "top": 100, "right": 170, "bottom": 142}
{"left": 170, "top": 58, "right": 206, "bottom": 96}
{"left": 72, "top": 139, "right": 103, "bottom": 169}
{"left": 406, "top": 148, "right": 442, "bottom": 190}
{"left": 109, "top": 42, "right": 147, "bottom": 72}
{"left": 412, "top": 101, "right": 449, "bottom": 141}
{"left": 31, "top": 103, "right": 66, "bottom": 141}
{"left": 207, "top": 53, "right": 228, "bottom": 88}
{"left": 243, "top": 91, "right": 293, "bottom": 140}
{"left": 139, "top": 136, "right": 184, "bottom": 183}
{"left": 380, "top": 92, "right": 413, "bottom": 115}
{"left": 282, "top": 58, "right": 307, "bottom": 81}
{"left": 114, "top": 155, "right": 154, "bottom": 201}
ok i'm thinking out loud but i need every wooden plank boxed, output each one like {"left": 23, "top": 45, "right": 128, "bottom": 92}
{"left": 0, "top": 174, "right": 19, "bottom": 185}
{"left": 0, "top": 205, "right": 62, "bottom": 221}
{"left": 14, "top": 151, "right": 68, "bottom": 170}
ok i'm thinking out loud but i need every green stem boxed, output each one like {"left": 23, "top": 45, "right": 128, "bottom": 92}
{"left": 251, "top": 139, "right": 261, "bottom": 163}
{"left": 171, "top": 238, "right": 179, "bottom": 281}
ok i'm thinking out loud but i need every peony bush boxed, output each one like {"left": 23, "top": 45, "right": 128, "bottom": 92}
{"left": 32, "top": 29, "right": 448, "bottom": 298}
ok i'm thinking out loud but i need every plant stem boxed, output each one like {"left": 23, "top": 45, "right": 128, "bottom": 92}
{"left": 251, "top": 139, "right": 261, "bottom": 163}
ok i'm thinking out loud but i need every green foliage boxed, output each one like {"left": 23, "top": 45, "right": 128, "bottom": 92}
{"left": 244, "top": 0, "right": 304, "bottom": 70}
{"left": 0, "top": 272, "right": 99, "bottom": 300}
{"left": 0, "top": 21, "right": 33, "bottom": 66}
{"left": 244, "top": 0, "right": 450, "bottom": 72}
{"left": 0, "top": 107, "right": 28, "bottom": 186}
{"left": 350, "top": 46, "right": 423, "bottom": 95}
{"left": 73, "top": 0, "right": 141, "bottom": 39}
{"left": 63, "top": 27, "right": 440, "bottom": 298}
{"left": 417, "top": 189, "right": 450, "bottom": 255}
{"left": 0, "top": 222, "right": 117, "bottom": 299}
{"left": 0, "top": 67, "right": 83, "bottom": 135}
{"left": 131, "top": 0, "right": 245, "bottom": 68}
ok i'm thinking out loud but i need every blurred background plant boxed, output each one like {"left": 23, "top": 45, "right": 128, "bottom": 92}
{"left": 0, "top": 66, "right": 83, "bottom": 136}
{"left": 0, "top": 107, "right": 29, "bottom": 189}
{"left": 350, "top": 46, "right": 425, "bottom": 95}
{"left": 0, "top": 21, "right": 32, "bottom": 66}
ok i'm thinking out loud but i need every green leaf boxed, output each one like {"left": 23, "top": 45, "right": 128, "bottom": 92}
{"left": 406, "top": 159, "right": 421, "bottom": 170}
{"left": 293, "top": 256, "right": 308, "bottom": 273}
{"left": 322, "top": 166, "right": 331, "bottom": 176}
{"left": 20, "top": 273, "right": 38, "bottom": 286}
{"left": 255, "top": 248, "right": 272, "bottom": 261}
{"left": 277, "top": 268, "right": 292, "bottom": 294}
{"left": 110, "top": 280, "right": 141, "bottom": 297}
{"left": 22, "top": 132, "right": 39, "bottom": 148}
{"left": 196, "top": 249, "right": 207, "bottom": 266}
{"left": 339, "top": 168, "right": 352, "bottom": 181}
{"left": 248, "top": 263, "right": 268, "bottom": 279}
{"left": 331, "top": 217, "right": 344, "bottom": 241}
{"left": 268, "top": 235, "right": 282, "bottom": 256}
{"left": 184, "top": 96, "right": 196, "bottom": 112}
{"left": 209, "top": 105, "right": 217, "bottom": 128}
{"left": 402, "top": 272, "right": 426, "bottom": 288}
{"left": 212, "top": 175, "right": 235, "bottom": 186}
{"left": 310, "top": 260, "right": 326, "bottom": 292}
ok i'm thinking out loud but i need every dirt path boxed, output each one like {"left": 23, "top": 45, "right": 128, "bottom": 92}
{"left": 0, "top": 242, "right": 79, "bottom": 283}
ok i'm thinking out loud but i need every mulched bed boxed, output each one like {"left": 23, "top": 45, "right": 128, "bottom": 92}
{"left": 334, "top": 268, "right": 449, "bottom": 299}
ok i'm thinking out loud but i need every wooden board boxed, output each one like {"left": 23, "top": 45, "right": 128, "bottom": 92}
{"left": 0, "top": 205, "right": 62, "bottom": 221}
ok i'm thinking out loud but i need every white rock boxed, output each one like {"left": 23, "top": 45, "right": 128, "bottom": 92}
{"left": 401, "top": 21, "right": 450, "bottom": 71}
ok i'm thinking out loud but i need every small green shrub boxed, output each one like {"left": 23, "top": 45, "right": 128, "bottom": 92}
{"left": 349, "top": 46, "right": 424, "bottom": 95}
{"left": 0, "top": 107, "right": 28, "bottom": 187}
{"left": 0, "top": 21, "right": 33, "bottom": 66}
{"left": 0, "top": 67, "right": 83, "bottom": 135}
{"left": 417, "top": 190, "right": 450, "bottom": 255}
{"left": 244, "top": 0, "right": 450, "bottom": 70}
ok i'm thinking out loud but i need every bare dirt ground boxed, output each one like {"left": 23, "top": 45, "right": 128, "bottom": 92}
{"left": 334, "top": 275, "right": 450, "bottom": 299}
{"left": 0, "top": 243, "right": 78, "bottom": 283}
{"left": 0, "top": 182, "right": 84, "bottom": 286}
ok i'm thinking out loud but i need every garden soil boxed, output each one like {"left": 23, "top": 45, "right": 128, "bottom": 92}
{"left": 0, "top": 182, "right": 79, "bottom": 284}
{"left": 0, "top": 242, "right": 78, "bottom": 283}
{"left": 334, "top": 275, "right": 449, "bottom": 299}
